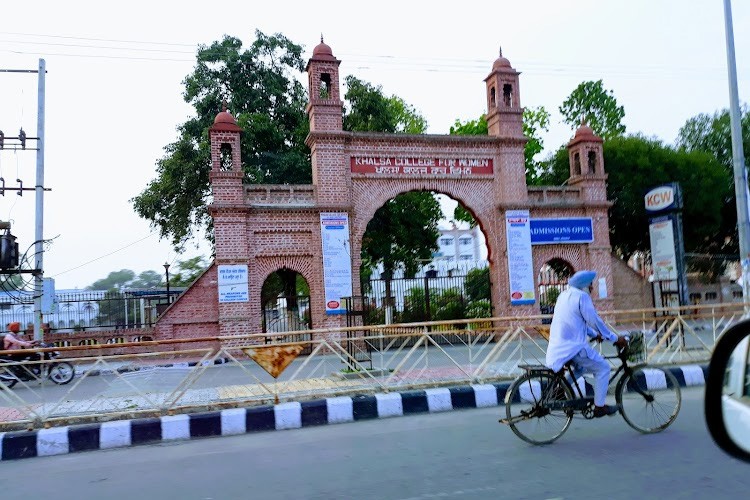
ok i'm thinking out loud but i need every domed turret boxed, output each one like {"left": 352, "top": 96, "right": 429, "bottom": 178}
{"left": 210, "top": 105, "right": 241, "bottom": 133}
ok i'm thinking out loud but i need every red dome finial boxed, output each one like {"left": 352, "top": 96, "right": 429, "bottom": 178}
{"left": 492, "top": 46, "right": 512, "bottom": 70}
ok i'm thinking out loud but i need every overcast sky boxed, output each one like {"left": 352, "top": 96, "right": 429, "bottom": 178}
{"left": 0, "top": 0, "right": 748, "bottom": 290}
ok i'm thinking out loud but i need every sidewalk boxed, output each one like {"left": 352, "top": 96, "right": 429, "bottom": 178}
{"left": 0, "top": 363, "right": 708, "bottom": 461}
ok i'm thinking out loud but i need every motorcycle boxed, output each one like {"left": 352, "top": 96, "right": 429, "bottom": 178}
{"left": 0, "top": 342, "right": 75, "bottom": 389}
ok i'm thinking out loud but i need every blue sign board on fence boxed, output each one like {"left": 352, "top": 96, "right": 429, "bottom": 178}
{"left": 529, "top": 218, "right": 594, "bottom": 245}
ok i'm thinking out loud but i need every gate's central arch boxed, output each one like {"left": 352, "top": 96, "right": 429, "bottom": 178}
{"left": 156, "top": 40, "right": 617, "bottom": 340}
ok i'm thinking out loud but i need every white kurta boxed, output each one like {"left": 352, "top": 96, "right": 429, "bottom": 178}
{"left": 545, "top": 287, "right": 618, "bottom": 372}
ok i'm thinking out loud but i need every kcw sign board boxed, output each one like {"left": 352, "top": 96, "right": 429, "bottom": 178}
{"left": 645, "top": 183, "right": 682, "bottom": 213}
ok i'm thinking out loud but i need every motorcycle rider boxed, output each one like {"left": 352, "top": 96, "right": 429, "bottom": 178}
{"left": 3, "top": 322, "right": 40, "bottom": 356}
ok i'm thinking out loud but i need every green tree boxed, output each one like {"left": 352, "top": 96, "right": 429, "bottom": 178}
{"left": 676, "top": 107, "right": 750, "bottom": 170}
{"left": 344, "top": 76, "right": 427, "bottom": 134}
{"left": 603, "top": 135, "right": 728, "bottom": 258}
{"left": 464, "top": 267, "right": 491, "bottom": 302}
{"left": 522, "top": 106, "right": 551, "bottom": 184}
{"left": 130, "top": 270, "right": 163, "bottom": 289}
{"left": 362, "top": 192, "right": 443, "bottom": 278}
{"left": 676, "top": 107, "right": 750, "bottom": 259}
{"left": 169, "top": 256, "right": 210, "bottom": 287}
{"left": 559, "top": 80, "right": 626, "bottom": 140}
{"left": 449, "top": 106, "right": 551, "bottom": 185}
{"left": 88, "top": 270, "right": 136, "bottom": 291}
{"left": 131, "top": 32, "right": 310, "bottom": 249}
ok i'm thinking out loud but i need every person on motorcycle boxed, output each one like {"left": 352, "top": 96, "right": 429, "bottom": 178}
{"left": 545, "top": 270, "right": 628, "bottom": 418}
{"left": 3, "top": 322, "right": 39, "bottom": 356}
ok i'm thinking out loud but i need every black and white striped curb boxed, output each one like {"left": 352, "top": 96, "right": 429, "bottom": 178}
{"left": 0, "top": 364, "right": 708, "bottom": 461}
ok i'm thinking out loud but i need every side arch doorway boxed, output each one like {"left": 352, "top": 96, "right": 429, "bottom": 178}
{"left": 261, "top": 269, "right": 312, "bottom": 353}
{"left": 538, "top": 258, "right": 574, "bottom": 320}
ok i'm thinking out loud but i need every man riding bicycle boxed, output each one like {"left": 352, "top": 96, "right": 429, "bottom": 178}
{"left": 545, "top": 270, "right": 627, "bottom": 418}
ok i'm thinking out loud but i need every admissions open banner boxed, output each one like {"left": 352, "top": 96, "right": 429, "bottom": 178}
{"left": 505, "top": 210, "right": 536, "bottom": 305}
{"left": 320, "top": 213, "right": 353, "bottom": 315}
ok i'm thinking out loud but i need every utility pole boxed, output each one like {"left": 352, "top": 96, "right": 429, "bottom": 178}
{"left": 34, "top": 58, "right": 46, "bottom": 340}
{"left": 723, "top": 0, "right": 750, "bottom": 305}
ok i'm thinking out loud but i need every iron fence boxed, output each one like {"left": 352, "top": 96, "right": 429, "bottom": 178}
{"left": 0, "top": 289, "right": 182, "bottom": 334}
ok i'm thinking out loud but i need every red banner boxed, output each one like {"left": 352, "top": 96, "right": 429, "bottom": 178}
{"left": 350, "top": 157, "right": 493, "bottom": 176}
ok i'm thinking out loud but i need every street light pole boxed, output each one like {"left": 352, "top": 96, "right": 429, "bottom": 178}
{"left": 723, "top": 0, "right": 750, "bottom": 304}
{"left": 164, "top": 263, "right": 171, "bottom": 303}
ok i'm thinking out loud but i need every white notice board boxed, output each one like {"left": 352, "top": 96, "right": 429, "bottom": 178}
{"left": 218, "top": 264, "right": 249, "bottom": 303}
{"left": 320, "top": 213, "right": 353, "bottom": 315}
{"left": 505, "top": 210, "right": 536, "bottom": 305}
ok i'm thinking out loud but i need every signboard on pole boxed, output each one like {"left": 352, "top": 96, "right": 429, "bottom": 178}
{"left": 320, "top": 213, "right": 353, "bottom": 315}
{"left": 645, "top": 182, "right": 688, "bottom": 306}
{"left": 648, "top": 216, "right": 678, "bottom": 281}
{"left": 505, "top": 210, "right": 536, "bottom": 305}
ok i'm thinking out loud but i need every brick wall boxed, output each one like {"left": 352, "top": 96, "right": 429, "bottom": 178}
{"left": 147, "top": 41, "right": 620, "bottom": 341}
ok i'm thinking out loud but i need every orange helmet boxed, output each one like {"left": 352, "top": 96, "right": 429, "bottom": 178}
{"left": 8, "top": 322, "right": 21, "bottom": 333}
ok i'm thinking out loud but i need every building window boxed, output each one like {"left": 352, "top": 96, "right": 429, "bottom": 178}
{"left": 459, "top": 237, "right": 471, "bottom": 246}
{"left": 705, "top": 292, "right": 718, "bottom": 301}
{"left": 733, "top": 290, "right": 743, "bottom": 299}
{"left": 588, "top": 151, "right": 597, "bottom": 174}
{"left": 440, "top": 238, "right": 453, "bottom": 246}
{"left": 573, "top": 152, "right": 581, "bottom": 175}
{"left": 459, "top": 255, "right": 472, "bottom": 261}
{"left": 689, "top": 293, "right": 702, "bottom": 303}
{"left": 490, "top": 87, "right": 496, "bottom": 108}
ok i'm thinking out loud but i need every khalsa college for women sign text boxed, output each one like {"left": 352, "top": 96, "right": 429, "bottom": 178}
{"left": 351, "top": 157, "right": 493, "bottom": 176}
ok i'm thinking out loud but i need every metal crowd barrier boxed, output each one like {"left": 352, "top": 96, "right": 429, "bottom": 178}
{"left": 0, "top": 301, "right": 744, "bottom": 431}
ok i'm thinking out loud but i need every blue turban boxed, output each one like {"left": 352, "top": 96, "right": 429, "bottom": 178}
{"left": 568, "top": 270, "right": 597, "bottom": 289}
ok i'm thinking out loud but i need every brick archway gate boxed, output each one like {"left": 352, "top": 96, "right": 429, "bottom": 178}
{"left": 153, "top": 41, "right": 616, "bottom": 340}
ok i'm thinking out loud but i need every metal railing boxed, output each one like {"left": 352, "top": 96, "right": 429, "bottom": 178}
{"left": 0, "top": 301, "right": 744, "bottom": 431}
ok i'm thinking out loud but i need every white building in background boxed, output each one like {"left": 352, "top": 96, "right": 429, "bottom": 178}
{"left": 427, "top": 223, "right": 487, "bottom": 275}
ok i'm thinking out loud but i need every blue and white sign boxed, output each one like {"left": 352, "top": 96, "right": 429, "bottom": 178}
{"left": 505, "top": 210, "right": 536, "bottom": 305}
{"left": 321, "top": 213, "right": 353, "bottom": 315}
{"left": 530, "top": 218, "right": 593, "bottom": 245}
{"left": 218, "top": 265, "right": 249, "bottom": 303}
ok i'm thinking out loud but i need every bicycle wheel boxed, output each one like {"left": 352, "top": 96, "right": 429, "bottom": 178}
{"left": 48, "top": 362, "right": 75, "bottom": 385}
{"left": 504, "top": 371, "right": 574, "bottom": 445}
{"left": 616, "top": 366, "right": 681, "bottom": 433}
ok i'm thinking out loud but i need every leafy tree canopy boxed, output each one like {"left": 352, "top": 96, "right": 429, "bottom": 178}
{"left": 132, "top": 32, "right": 310, "bottom": 250}
{"left": 343, "top": 76, "right": 427, "bottom": 134}
{"left": 676, "top": 107, "right": 750, "bottom": 170}
{"left": 559, "top": 80, "right": 626, "bottom": 140}
{"left": 362, "top": 191, "right": 443, "bottom": 277}
{"left": 544, "top": 135, "right": 729, "bottom": 258}
{"left": 168, "top": 256, "right": 210, "bottom": 287}
{"left": 449, "top": 106, "right": 551, "bottom": 185}
{"left": 88, "top": 270, "right": 136, "bottom": 291}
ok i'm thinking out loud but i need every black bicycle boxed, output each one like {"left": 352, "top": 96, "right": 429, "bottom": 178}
{"left": 500, "top": 333, "right": 681, "bottom": 445}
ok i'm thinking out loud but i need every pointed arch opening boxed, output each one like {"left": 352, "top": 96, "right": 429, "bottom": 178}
{"left": 538, "top": 258, "right": 574, "bottom": 318}
{"left": 359, "top": 190, "right": 490, "bottom": 327}
{"left": 261, "top": 268, "right": 311, "bottom": 338}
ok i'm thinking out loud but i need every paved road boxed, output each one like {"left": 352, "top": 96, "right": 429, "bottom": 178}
{"left": 2, "top": 387, "right": 748, "bottom": 499}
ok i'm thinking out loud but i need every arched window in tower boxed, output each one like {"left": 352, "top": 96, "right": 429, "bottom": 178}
{"left": 489, "top": 87, "right": 496, "bottom": 108}
{"left": 220, "top": 143, "right": 233, "bottom": 171}
{"left": 319, "top": 73, "right": 331, "bottom": 98}
{"left": 587, "top": 151, "right": 597, "bottom": 174}
{"left": 573, "top": 152, "right": 581, "bottom": 175}
{"left": 503, "top": 84, "right": 513, "bottom": 107}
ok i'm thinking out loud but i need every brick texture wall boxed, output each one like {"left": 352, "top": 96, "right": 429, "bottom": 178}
{"left": 149, "top": 42, "right": 620, "bottom": 342}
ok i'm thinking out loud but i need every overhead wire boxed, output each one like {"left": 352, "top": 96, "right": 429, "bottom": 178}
{"left": 0, "top": 32, "right": 746, "bottom": 82}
